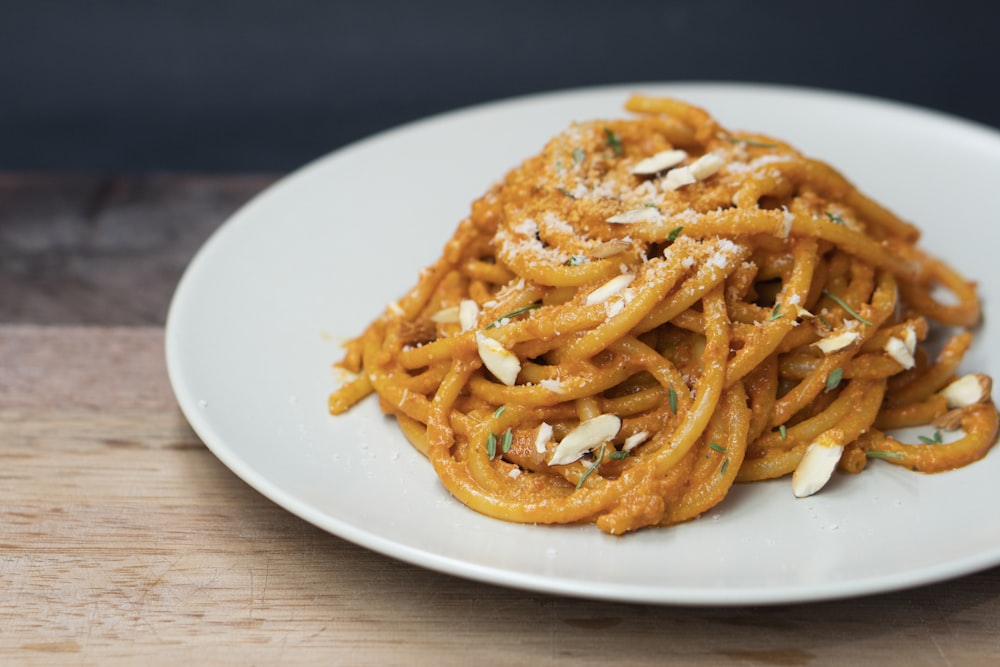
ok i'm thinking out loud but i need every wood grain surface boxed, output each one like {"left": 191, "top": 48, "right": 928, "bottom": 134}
{"left": 2, "top": 174, "right": 999, "bottom": 665}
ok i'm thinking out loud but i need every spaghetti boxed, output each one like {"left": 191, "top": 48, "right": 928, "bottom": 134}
{"left": 329, "top": 96, "right": 998, "bottom": 535}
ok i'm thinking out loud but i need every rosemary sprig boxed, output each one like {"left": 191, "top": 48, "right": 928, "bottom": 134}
{"left": 822, "top": 290, "right": 874, "bottom": 326}
{"left": 485, "top": 303, "right": 542, "bottom": 329}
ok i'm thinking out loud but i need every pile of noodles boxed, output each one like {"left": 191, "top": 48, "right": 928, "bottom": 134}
{"left": 329, "top": 96, "right": 997, "bottom": 535}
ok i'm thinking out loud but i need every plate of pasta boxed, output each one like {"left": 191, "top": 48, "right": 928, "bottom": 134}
{"left": 166, "top": 82, "right": 1000, "bottom": 605}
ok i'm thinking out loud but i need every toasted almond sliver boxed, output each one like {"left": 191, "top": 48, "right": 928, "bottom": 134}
{"left": 535, "top": 422, "right": 554, "bottom": 454}
{"left": 792, "top": 430, "right": 845, "bottom": 498}
{"left": 814, "top": 330, "right": 859, "bottom": 354}
{"left": 585, "top": 274, "right": 634, "bottom": 306}
{"left": 590, "top": 239, "right": 633, "bottom": 259}
{"left": 458, "top": 299, "right": 479, "bottom": 332}
{"left": 902, "top": 324, "right": 917, "bottom": 355}
{"left": 548, "top": 414, "right": 622, "bottom": 466}
{"left": 475, "top": 332, "right": 521, "bottom": 386}
{"left": 630, "top": 149, "right": 688, "bottom": 175}
{"left": 607, "top": 208, "right": 661, "bottom": 224}
{"left": 662, "top": 166, "right": 696, "bottom": 191}
{"left": 884, "top": 336, "right": 915, "bottom": 369}
{"left": 430, "top": 305, "right": 460, "bottom": 323}
{"left": 941, "top": 373, "right": 991, "bottom": 408}
{"left": 623, "top": 431, "right": 650, "bottom": 452}
{"left": 689, "top": 153, "right": 725, "bottom": 180}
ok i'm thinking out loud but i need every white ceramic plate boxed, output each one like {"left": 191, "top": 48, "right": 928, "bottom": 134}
{"left": 166, "top": 83, "right": 1000, "bottom": 605}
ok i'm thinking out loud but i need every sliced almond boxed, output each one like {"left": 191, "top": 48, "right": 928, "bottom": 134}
{"left": 688, "top": 153, "right": 726, "bottom": 180}
{"left": 630, "top": 149, "right": 688, "bottom": 175}
{"left": 792, "top": 430, "right": 845, "bottom": 498}
{"left": 941, "top": 373, "right": 991, "bottom": 408}
{"left": 458, "top": 299, "right": 479, "bottom": 332}
{"left": 475, "top": 332, "right": 521, "bottom": 386}
{"left": 548, "top": 414, "right": 622, "bottom": 466}
{"left": 607, "top": 208, "right": 661, "bottom": 224}
{"left": 814, "top": 330, "right": 859, "bottom": 354}
{"left": 902, "top": 324, "right": 917, "bottom": 355}
{"left": 430, "top": 305, "right": 460, "bottom": 323}
{"left": 590, "top": 238, "right": 633, "bottom": 259}
{"left": 623, "top": 431, "right": 650, "bottom": 452}
{"left": 883, "top": 336, "right": 915, "bottom": 370}
{"left": 585, "top": 273, "right": 634, "bottom": 306}
{"left": 778, "top": 209, "right": 794, "bottom": 238}
{"left": 535, "top": 422, "right": 554, "bottom": 454}
{"left": 662, "top": 166, "right": 696, "bottom": 191}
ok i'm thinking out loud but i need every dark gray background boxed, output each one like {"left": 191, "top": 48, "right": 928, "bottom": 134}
{"left": 3, "top": 0, "right": 998, "bottom": 172}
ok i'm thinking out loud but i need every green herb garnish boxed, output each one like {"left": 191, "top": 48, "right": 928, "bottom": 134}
{"left": 565, "top": 255, "right": 586, "bottom": 266}
{"left": 609, "top": 450, "right": 629, "bottom": 460}
{"left": 708, "top": 442, "right": 727, "bottom": 454}
{"left": 501, "top": 428, "right": 513, "bottom": 454}
{"left": 721, "top": 136, "right": 778, "bottom": 149}
{"left": 576, "top": 444, "right": 606, "bottom": 489}
{"left": 666, "top": 226, "right": 684, "bottom": 243}
{"left": 769, "top": 302, "right": 783, "bottom": 321}
{"left": 822, "top": 290, "right": 874, "bottom": 326}
{"left": 493, "top": 405, "right": 506, "bottom": 419}
{"left": 668, "top": 385, "right": 678, "bottom": 414}
{"left": 486, "top": 432, "right": 497, "bottom": 460}
{"left": 817, "top": 314, "right": 833, "bottom": 329}
{"left": 572, "top": 147, "right": 586, "bottom": 164}
{"left": 485, "top": 303, "right": 542, "bottom": 329}
{"left": 604, "top": 128, "right": 623, "bottom": 156}
{"left": 642, "top": 201, "right": 659, "bottom": 208}
{"left": 720, "top": 458, "right": 730, "bottom": 475}
{"left": 779, "top": 424, "right": 787, "bottom": 440}
{"left": 825, "top": 367, "right": 844, "bottom": 392}
{"left": 824, "top": 211, "right": 845, "bottom": 225}
{"left": 866, "top": 450, "right": 904, "bottom": 460}
{"left": 556, "top": 187, "right": 576, "bottom": 199}
{"left": 918, "top": 431, "right": 944, "bottom": 445}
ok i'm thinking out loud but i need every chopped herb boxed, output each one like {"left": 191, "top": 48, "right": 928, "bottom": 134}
{"left": 779, "top": 424, "right": 787, "bottom": 440}
{"left": 576, "top": 443, "right": 606, "bottom": 489}
{"left": 668, "top": 385, "right": 678, "bottom": 414}
{"left": 572, "top": 147, "right": 586, "bottom": 164}
{"left": 666, "top": 226, "right": 684, "bottom": 243}
{"left": 721, "top": 136, "right": 778, "bottom": 149}
{"left": 824, "top": 211, "right": 845, "bottom": 225}
{"left": 769, "top": 302, "right": 783, "bottom": 321}
{"left": 642, "top": 201, "right": 659, "bottom": 208}
{"left": 918, "top": 431, "right": 944, "bottom": 445}
{"left": 720, "top": 457, "right": 730, "bottom": 475}
{"left": 609, "top": 450, "right": 629, "bottom": 460}
{"left": 866, "top": 450, "right": 904, "bottom": 460}
{"left": 501, "top": 428, "right": 513, "bottom": 454}
{"left": 556, "top": 187, "right": 577, "bottom": 199}
{"left": 817, "top": 314, "right": 833, "bottom": 329}
{"left": 486, "top": 432, "right": 497, "bottom": 460}
{"left": 485, "top": 303, "right": 542, "bottom": 329}
{"left": 604, "top": 128, "right": 623, "bottom": 156}
{"left": 825, "top": 367, "right": 844, "bottom": 392}
{"left": 708, "top": 442, "right": 727, "bottom": 454}
{"left": 493, "top": 405, "right": 506, "bottom": 419}
{"left": 822, "top": 290, "right": 874, "bottom": 326}
{"left": 565, "top": 255, "right": 587, "bottom": 266}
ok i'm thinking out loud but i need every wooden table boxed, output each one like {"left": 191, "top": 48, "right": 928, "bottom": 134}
{"left": 3, "top": 173, "right": 999, "bottom": 665}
